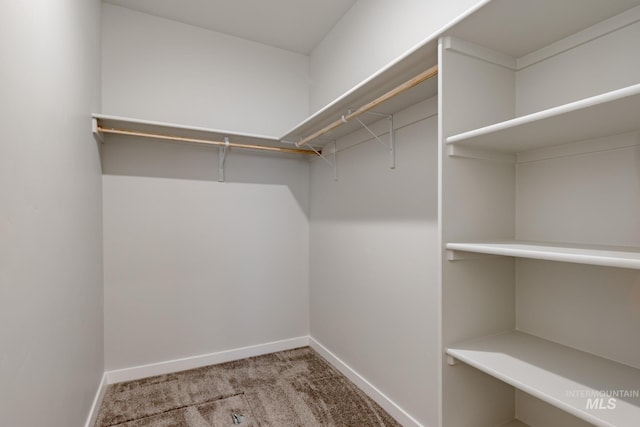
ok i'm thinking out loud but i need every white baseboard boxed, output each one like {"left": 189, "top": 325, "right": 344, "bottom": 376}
{"left": 88, "top": 336, "right": 421, "bottom": 427}
{"left": 84, "top": 372, "right": 108, "bottom": 427}
{"left": 105, "top": 336, "right": 309, "bottom": 384}
{"left": 309, "top": 337, "right": 424, "bottom": 427}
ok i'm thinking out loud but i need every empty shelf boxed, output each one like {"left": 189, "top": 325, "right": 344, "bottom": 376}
{"left": 446, "top": 241, "right": 640, "bottom": 270}
{"left": 447, "top": 331, "right": 640, "bottom": 427}
{"left": 446, "top": 84, "right": 640, "bottom": 153}
{"left": 93, "top": 114, "right": 282, "bottom": 146}
{"left": 91, "top": 114, "right": 320, "bottom": 157}
{"left": 281, "top": 43, "right": 438, "bottom": 146}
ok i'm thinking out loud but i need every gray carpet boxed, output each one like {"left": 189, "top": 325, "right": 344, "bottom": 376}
{"left": 95, "top": 347, "right": 402, "bottom": 426}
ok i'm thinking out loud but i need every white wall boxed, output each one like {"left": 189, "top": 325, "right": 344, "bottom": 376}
{"left": 309, "top": 98, "right": 440, "bottom": 426}
{"left": 102, "top": 4, "right": 310, "bottom": 137}
{"left": 102, "top": 139, "right": 310, "bottom": 370}
{"left": 101, "top": 3, "right": 312, "bottom": 372}
{"left": 308, "top": 0, "right": 483, "bottom": 112}
{"left": 0, "top": 1, "right": 103, "bottom": 427}
{"left": 516, "top": 18, "right": 640, "bottom": 116}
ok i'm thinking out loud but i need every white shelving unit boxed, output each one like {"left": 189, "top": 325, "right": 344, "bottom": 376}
{"left": 446, "top": 241, "right": 640, "bottom": 270}
{"left": 440, "top": 1, "right": 640, "bottom": 426}
{"left": 446, "top": 84, "right": 640, "bottom": 153}
{"left": 447, "top": 331, "right": 640, "bottom": 427}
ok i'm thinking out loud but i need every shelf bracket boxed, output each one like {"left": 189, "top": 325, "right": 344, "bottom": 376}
{"left": 307, "top": 141, "right": 338, "bottom": 181}
{"left": 218, "top": 137, "right": 230, "bottom": 182}
{"left": 446, "top": 355, "right": 458, "bottom": 366}
{"left": 447, "top": 144, "right": 516, "bottom": 163}
{"left": 447, "top": 249, "right": 499, "bottom": 261}
{"left": 92, "top": 118, "right": 104, "bottom": 143}
{"left": 354, "top": 112, "right": 395, "bottom": 169}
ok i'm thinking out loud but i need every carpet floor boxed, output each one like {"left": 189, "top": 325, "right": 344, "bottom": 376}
{"left": 95, "top": 347, "right": 402, "bottom": 426}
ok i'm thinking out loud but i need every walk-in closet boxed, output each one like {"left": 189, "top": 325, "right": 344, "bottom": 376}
{"left": 2, "top": 1, "right": 640, "bottom": 426}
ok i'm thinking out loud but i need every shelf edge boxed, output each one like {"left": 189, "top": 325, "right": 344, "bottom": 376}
{"left": 92, "top": 114, "right": 282, "bottom": 143}
{"left": 445, "top": 241, "right": 640, "bottom": 270}
{"left": 446, "top": 83, "right": 640, "bottom": 145}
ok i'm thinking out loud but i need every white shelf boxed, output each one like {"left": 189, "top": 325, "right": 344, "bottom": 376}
{"left": 93, "top": 114, "right": 285, "bottom": 147}
{"left": 96, "top": 46, "right": 439, "bottom": 151}
{"left": 446, "top": 240, "right": 640, "bottom": 270}
{"left": 280, "top": 39, "right": 438, "bottom": 146}
{"left": 446, "top": 84, "right": 640, "bottom": 153}
{"left": 447, "top": 331, "right": 640, "bottom": 427}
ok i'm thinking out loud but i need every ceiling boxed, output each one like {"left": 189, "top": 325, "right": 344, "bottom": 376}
{"left": 103, "top": 0, "right": 358, "bottom": 54}
{"left": 449, "top": 0, "right": 640, "bottom": 58}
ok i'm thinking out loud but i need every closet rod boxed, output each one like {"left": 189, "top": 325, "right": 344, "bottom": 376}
{"left": 296, "top": 64, "right": 439, "bottom": 147}
{"left": 97, "top": 126, "right": 318, "bottom": 155}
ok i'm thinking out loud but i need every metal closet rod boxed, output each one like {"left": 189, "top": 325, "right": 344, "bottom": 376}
{"left": 296, "top": 64, "right": 439, "bottom": 147}
{"left": 97, "top": 126, "right": 318, "bottom": 156}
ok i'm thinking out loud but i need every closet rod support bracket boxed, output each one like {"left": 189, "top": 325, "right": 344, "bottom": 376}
{"left": 219, "top": 137, "right": 230, "bottom": 182}
{"left": 355, "top": 112, "right": 395, "bottom": 169}
{"left": 306, "top": 141, "right": 338, "bottom": 181}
